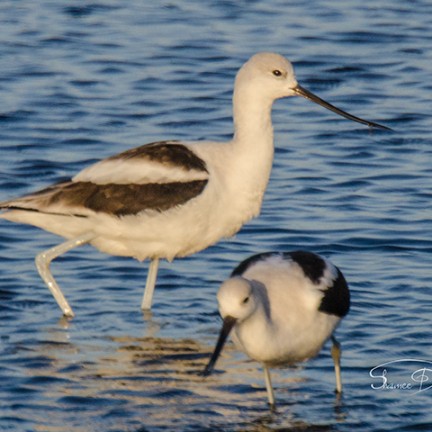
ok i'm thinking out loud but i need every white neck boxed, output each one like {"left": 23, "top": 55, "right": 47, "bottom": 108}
{"left": 232, "top": 86, "right": 274, "bottom": 147}
{"left": 200, "top": 75, "right": 278, "bottom": 233}
{"left": 228, "top": 85, "right": 276, "bottom": 202}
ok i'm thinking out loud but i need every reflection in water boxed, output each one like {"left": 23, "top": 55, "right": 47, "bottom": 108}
{"left": 9, "top": 331, "right": 346, "bottom": 431}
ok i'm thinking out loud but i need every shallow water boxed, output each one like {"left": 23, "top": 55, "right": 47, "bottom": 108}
{"left": 0, "top": 1, "right": 431, "bottom": 431}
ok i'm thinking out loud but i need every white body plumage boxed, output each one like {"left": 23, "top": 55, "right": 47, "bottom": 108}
{"left": 204, "top": 251, "right": 350, "bottom": 407}
{"left": 0, "top": 52, "right": 385, "bottom": 316}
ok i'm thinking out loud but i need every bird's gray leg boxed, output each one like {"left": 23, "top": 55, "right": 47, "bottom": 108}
{"left": 35, "top": 232, "right": 96, "bottom": 318}
{"left": 141, "top": 258, "right": 159, "bottom": 310}
{"left": 263, "top": 365, "right": 276, "bottom": 409}
{"left": 331, "top": 335, "right": 343, "bottom": 393}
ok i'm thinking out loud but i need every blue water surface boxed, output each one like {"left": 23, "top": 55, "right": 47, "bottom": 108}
{"left": 0, "top": 1, "right": 431, "bottom": 431}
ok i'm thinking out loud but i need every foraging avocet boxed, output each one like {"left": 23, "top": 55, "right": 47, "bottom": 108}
{"left": 203, "top": 250, "right": 350, "bottom": 408}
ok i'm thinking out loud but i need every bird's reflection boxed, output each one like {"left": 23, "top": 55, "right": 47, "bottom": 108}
{"left": 28, "top": 326, "right": 347, "bottom": 431}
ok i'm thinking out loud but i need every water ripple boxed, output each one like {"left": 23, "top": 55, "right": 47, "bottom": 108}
{"left": 0, "top": 0, "right": 431, "bottom": 431}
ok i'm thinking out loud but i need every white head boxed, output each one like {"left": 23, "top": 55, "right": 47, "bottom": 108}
{"left": 202, "top": 276, "right": 259, "bottom": 376}
{"left": 233, "top": 52, "right": 389, "bottom": 130}
{"left": 217, "top": 276, "right": 257, "bottom": 322}
{"left": 234, "top": 52, "right": 299, "bottom": 104}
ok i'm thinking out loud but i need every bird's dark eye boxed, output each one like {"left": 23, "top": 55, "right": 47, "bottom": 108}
{"left": 242, "top": 296, "right": 250, "bottom": 304}
{"left": 272, "top": 69, "right": 282, "bottom": 77}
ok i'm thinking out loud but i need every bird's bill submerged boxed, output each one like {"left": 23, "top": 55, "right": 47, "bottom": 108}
{"left": 293, "top": 84, "right": 391, "bottom": 130}
{"left": 202, "top": 315, "right": 237, "bottom": 376}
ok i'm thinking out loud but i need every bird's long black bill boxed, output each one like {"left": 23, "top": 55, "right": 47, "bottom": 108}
{"left": 202, "top": 315, "right": 237, "bottom": 377}
{"left": 294, "top": 84, "right": 391, "bottom": 130}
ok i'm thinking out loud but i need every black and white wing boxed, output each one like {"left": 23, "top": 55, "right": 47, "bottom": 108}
{"left": 0, "top": 141, "right": 209, "bottom": 217}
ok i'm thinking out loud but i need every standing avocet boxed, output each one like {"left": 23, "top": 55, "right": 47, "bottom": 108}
{"left": 0, "top": 53, "right": 386, "bottom": 317}
{"left": 203, "top": 250, "right": 350, "bottom": 408}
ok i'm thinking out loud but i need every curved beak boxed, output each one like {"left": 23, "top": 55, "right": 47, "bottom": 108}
{"left": 293, "top": 84, "right": 391, "bottom": 130}
{"left": 202, "top": 315, "right": 237, "bottom": 376}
